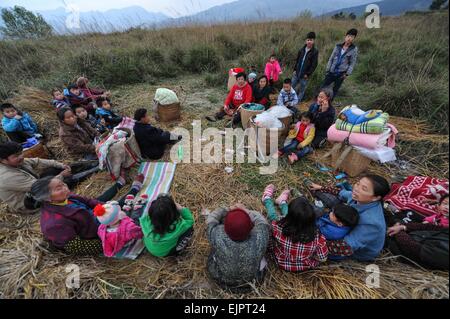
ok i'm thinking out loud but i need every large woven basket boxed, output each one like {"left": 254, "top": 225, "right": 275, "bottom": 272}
{"left": 156, "top": 102, "right": 181, "bottom": 122}
{"left": 248, "top": 116, "right": 285, "bottom": 156}
{"left": 23, "top": 141, "right": 49, "bottom": 159}
{"left": 278, "top": 114, "right": 293, "bottom": 140}
{"left": 330, "top": 143, "right": 371, "bottom": 177}
{"left": 240, "top": 104, "right": 265, "bottom": 129}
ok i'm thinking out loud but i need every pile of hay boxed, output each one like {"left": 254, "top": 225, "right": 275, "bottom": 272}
{"left": 0, "top": 83, "right": 448, "bottom": 299}
{"left": 1, "top": 166, "right": 448, "bottom": 299}
{"left": 6, "top": 86, "right": 73, "bottom": 161}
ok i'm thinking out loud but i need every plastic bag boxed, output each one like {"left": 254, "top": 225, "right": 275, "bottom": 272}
{"left": 242, "top": 103, "right": 265, "bottom": 111}
{"left": 154, "top": 88, "right": 179, "bottom": 105}
{"left": 254, "top": 112, "right": 282, "bottom": 128}
{"left": 267, "top": 105, "right": 292, "bottom": 119}
{"left": 353, "top": 145, "right": 397, "bottom": 163}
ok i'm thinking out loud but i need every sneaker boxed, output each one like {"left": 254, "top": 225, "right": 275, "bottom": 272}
{"left": 288, "top": 153, "right": 298, "bottom": 165}
{"left": 275, "top": 189, "right": 291, "bottom": 205}
{"left": 123, "top": 194, "right": 135, "bottom": 212}
{"left": 262, "top": 184, "right": 275, "bottom": 202}
{"left": 205, "top": 115, "right": 217, "bottom": 122}
{"left": 318, "top": 138, "right": 327, "bottom": 149}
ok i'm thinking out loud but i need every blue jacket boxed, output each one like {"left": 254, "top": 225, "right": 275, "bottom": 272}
{"left": 339, "top": 189, "right": 386, "bottom": 261}
{"left": 95, "top": 108, "right": 122, "bottom": 129}
{"left": 277, "top": 88, "right": 299, "bottom": 107}
{"left": 1, "top": 112, "right": 38, "bottom": 135}
{"left": 317, "top": 214, "right": 350, "bottom": 241}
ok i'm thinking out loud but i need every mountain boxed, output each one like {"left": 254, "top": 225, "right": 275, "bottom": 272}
{"left": 36, "top": 5, "right": 169, "bottom": 34}
{"left": 325, "top": 0, "right": 434, "bottom": 17}
{"left": 171, "top": 0, "right": 375, "bottom": 24}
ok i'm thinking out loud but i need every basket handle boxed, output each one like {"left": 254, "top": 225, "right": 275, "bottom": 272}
{"left": 334, "top": 145, "right": 353, "bottom": 170}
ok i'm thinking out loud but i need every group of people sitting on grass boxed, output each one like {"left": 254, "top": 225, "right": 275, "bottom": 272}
{"left": 0, "top": 26, "right": 448, "bottom": 292}
{"left": 205, "top": 28, "right": 358, "bottom": 164}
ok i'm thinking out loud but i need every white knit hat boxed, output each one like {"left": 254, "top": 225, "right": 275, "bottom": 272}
{"left": 94, "top": 201, "right": 125, "bottom": 225}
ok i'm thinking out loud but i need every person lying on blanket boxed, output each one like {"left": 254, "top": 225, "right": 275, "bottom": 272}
{"left": 386, "top": 194, "right": 449, "bottom": 270}
{"left": 0, "top": 141, "right": 99, "bottom": 214}
{"left": 307, "top": 174, "right": 391, "bottom": 261}
{"left": 29, "top": 173, "right": 144, "bottom": 256}
{"left": 140, "top": 194, "right": 194, "bottom": 258}
{"left": 133, "top": 108, "right": 182, "bottom": 160}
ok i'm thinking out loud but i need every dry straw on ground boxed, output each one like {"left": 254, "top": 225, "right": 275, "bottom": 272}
{"left": 0, "top": 86, "right": 448, "bottom": 299}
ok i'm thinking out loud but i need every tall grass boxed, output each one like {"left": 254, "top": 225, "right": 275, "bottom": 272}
{"left": 0, "top": 12, "right": 448, "bottom": 132}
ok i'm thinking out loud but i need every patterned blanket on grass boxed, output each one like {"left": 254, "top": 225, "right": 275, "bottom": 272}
{"left": 385, "top": 176, "right": 449, "bottom": 217}
{"left": 113, "top": 162, "right": 177, "bottom": 259}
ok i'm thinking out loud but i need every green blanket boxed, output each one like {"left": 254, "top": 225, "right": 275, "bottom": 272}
{"left": 335, "top": 110, "right": 389, "bottom": 134}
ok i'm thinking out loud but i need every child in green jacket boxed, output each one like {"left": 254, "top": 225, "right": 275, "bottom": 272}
{"left": 140, "top": 194, "right": 194, "bottom": 257}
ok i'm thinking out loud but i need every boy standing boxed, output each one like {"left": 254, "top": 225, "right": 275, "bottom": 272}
{"left": 292, "top": 31, "right": 319, "bottom": 102}
{"left": 321, "top": 28, "right": 359, "bottom": 99}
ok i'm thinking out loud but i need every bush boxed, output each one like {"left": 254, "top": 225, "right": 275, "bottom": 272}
{"left": 186, "top": 45, "right": 221, "bottom": 73}
{"left": 204, "top": 72, "right": 226, "bottom": 88}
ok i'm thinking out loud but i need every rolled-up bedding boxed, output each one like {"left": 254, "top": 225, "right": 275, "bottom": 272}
{"left": 335, "top": 110, "right": 389, "bottom": 134}
{"left": 327, "top": 124, "right": 395, "bottom": 149}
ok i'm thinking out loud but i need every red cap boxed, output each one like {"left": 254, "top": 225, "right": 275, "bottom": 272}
{"left": 224, "top": 209, "right": 254, "bottom": 242}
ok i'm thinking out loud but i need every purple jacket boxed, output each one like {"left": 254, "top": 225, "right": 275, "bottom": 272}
{"left": 40, "top": 195, "right": 101, "bottom": 249}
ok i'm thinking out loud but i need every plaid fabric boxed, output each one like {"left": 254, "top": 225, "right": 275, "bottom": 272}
{"left": 271, "top": 221, "right": 328, "bottom": 272}
{"left": 116, "top": 116, "right": 136, "bottom": 130}
{"left": 327, "top": 239, "right": 353, "bottom": 256}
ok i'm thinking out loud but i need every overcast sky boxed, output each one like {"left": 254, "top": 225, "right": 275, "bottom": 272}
{"left": 0, "top": 0, "right": 238, "bottom": 17}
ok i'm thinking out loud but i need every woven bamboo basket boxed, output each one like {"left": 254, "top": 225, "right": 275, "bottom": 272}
{"left": 23, "top": 141, "right": 49, "bottom": 159}
{"left": 278, "top": 114, "right": 293, "bottom": 140}
{"left": 157, "top": 102, "right": 181, "bottom": 122}
{"left": 330, "top": 143, "right": 372, "bottom": 177}
{"left": 240, "top": 104, "right": 265, "bottom": 129}
{"left": 248, "top": 116, "right": 286, "bottom": 156}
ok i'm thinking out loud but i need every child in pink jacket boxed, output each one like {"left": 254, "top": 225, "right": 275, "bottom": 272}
{"left": 265, "top": 54, "right": 283, "bottom": 86}
{"left": 94, "top": 201, "right": 143, "bottom": 257}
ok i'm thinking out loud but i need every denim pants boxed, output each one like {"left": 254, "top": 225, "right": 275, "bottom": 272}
{"left": 294, "top": 146, "right": 313, "bottom": 159}
{"left": 292, "top": 74, "right": 309, "bottom": 102}
{"left": 279, "top": 139, "right": 299, "bottom": 154}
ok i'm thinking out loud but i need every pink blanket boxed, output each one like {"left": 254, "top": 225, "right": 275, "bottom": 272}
{"left": 327, "top": 124, "right": 397, "bottom": 149}
{"left": 116, "top": 116, "right": 136, "bottom": 130}
{"left": 385, "top": 176, "right": 449, "bottom": 217}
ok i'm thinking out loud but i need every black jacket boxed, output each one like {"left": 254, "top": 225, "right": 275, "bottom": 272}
{"left": 308, "top": 103, "right": 336, "bottom": 134}
{"left": 133, "top": 122, "right": 171, "bottom": 160}
{"left": 294, "top": 45, "right": 319, "bottom": 77}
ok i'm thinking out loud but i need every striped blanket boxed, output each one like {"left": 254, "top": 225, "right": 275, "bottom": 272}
{"left": 113, "top": 162, "right": 177, "bottom": 259}
{"left": 335, "top": 109, "right": 389, "bottom": 134}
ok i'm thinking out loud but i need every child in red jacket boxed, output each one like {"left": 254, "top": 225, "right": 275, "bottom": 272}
{"left": 206, "top": 72, "right": 253, "bottom": 126}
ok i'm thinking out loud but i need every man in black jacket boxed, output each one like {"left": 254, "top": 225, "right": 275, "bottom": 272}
{"left": 292, "top": 31, "right": 319, "bottom": 102}
{"left": 133, "top": 108, "right": 181, "bottom": 160}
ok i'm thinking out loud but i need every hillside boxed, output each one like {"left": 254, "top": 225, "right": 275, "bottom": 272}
{"left": 0, "top": 12, "right": 448, "bottom": 300}
{"left": 179, "top": 0, "right": 374, "bottom": 23}
{"left": 325, "top": 0, "right": 434, "bottom": 17}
